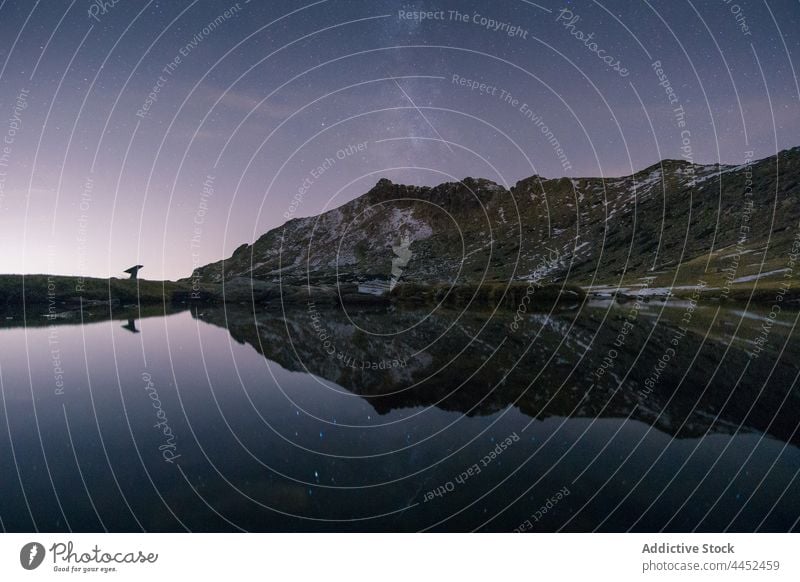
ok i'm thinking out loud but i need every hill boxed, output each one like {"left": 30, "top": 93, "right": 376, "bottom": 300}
{"left": 189, "top": 147, "right": 800, "bottom": 303}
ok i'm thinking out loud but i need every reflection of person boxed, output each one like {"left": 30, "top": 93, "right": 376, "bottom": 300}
{"left": 123, "top": 265, "right": 143, "bottom": 280}
{"left": 121, "top": 319, "right": 139, "bottom": 333}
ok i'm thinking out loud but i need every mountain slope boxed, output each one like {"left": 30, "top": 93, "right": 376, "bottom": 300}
{"left": 191, "top": 147, "right": 800, "bottom": 293}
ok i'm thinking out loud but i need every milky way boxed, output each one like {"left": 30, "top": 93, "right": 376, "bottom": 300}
{"left": 0, "top": 0, "right": 797, "bottom": 279}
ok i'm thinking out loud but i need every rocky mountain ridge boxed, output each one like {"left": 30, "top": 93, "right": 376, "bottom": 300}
{"left": 190, "top": 147, "right": 800, "bottom": 295}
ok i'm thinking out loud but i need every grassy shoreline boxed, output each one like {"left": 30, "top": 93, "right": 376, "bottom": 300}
{"left": 0, "top": 274, "right": 191, "bottom": 306}
{"left": 1, "top": 274, "right": 795, "bottom": 309}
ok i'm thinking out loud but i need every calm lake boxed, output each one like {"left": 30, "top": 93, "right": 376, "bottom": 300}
{"left": 1, "top": 298, "right": 798, "bottom": 532}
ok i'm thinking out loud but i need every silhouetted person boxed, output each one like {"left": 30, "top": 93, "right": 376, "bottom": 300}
{"left": 124, "top": 265, "right": 143, "bottom": 280}
{"left": 121, "top": 319, "right": 139, "bottom": 333}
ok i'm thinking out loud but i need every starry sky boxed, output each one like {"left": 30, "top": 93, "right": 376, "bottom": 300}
{"left": 0, "top": 0, "right": 798, "bottom": 280}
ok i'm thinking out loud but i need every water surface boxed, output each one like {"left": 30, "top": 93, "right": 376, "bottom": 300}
{"left": 1, "top": 298, "right": 798, "bottom": 532}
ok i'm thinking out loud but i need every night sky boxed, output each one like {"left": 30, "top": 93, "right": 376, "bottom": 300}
{"left": 0, "top": 0, "right": 798, "bottom": 279}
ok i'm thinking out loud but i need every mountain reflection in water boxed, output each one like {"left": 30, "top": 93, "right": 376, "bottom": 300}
{"left": 0, "top": 299, "right": 797, "bottom": 532}
{"left": 195, "top": 301, "right": 800, "bottom": 445}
